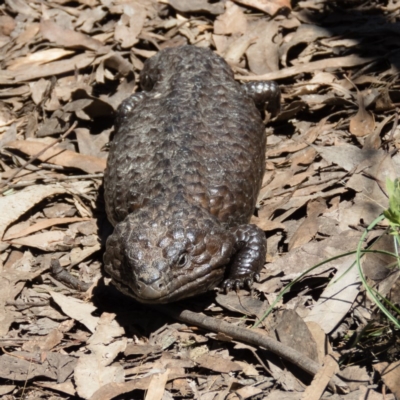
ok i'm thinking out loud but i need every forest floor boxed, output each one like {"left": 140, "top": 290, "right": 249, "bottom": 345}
{"left": 0, "top": 0, "right": 399, "bottom": 399}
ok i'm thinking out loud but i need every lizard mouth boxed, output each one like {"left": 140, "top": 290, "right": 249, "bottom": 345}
{"left": 110, "top": 267, "right": 225, "bottom": 304}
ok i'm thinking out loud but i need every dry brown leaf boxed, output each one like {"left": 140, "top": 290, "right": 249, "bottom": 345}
{"left": 0, "top": 184, "right": 67, "bottom": 240}
{"left": 216, "top": 292, "right": 269, "bottom": 317}
{"left": 289, "top": 147, "right": 317, "bottom": 169}
{"left": 306, "top": 322, "right": 331, "bottom": 364}
{"left": 237, "top": 54, "right": 376, "bottom": 81}
{"left": 0, "top": 385, "right": 17, "bottom": 396}
{"left": 266, "top": 361, "right": 305, "bottom": 392}
{"left": 223, "top": 34, "right": 257, "bottom": 65}
{"left": 301, "top": 353, "right": 339, "bottom": 400}
{"left": 288, "top": 198, "right": 326, "bottom": 251}
{"left": 29, "top": 78, "right": 51, "bottom": 105}
{"left": 340, "top": 365, "right": 371, "bottom": 392}
{"left": 76, "top": 127, "right": 110, "bottom": 159}
{"left": 75, "top": 6, "right": 107, "bottom": 33}
{"left": 15, "top": 22, "right": 40, "bottom": 45}
{"left": 251, "top": 216, "right": 285, "bottom": 232}
{"left": 0, "top": 351, "right": 76, "bottom": 382}
{"left": 236, "top": 386, "right": 263, "bottom": 398}
{"left": 214, "top": 1, "right": 247, "bottom": 35}
{"left": 259, "top": 232, "right": 360, "bottom": 282}
{"left": 276, "top": 310, "right": 319, "bottom": 362}
{"left": 0, "top": 251, "right": 44, "bottom": 336}
{"left": 8, "top": 230, "right": 66, "bottom": 251}
{"left": 304, "top": 254, "right": 361, "bottom": 334}
{"left": 313, "top": 143, "right": 364, "bottom": 172}
{"left": 145, "top": 369, "right": 170, "bottom": 400}
{"left": 195, "top": 354, "right": 242, "bottom": 373}
{"left": 69, "top": 243, "right": 101, "bottom": 267}
{"left": 280, "top": 25, "right": 331, "bottom": 69}
{"left": 266, "top": 119, "right": 330, "bottom": 158}
{"left": 34, "top": 381, "right": 76, "bottom": 397}
{"left": 0, "top": 15, "right": 16, "bottom": 36}
{"left": 22, "top": 328, "right": 63, "bottom": 352}
{"left": 7, "top": 49, "right": 75, "bottom": 71}
{"left": 74, "top": 312, "right": 127, "bottom": 399}
{"left": 4, "top": 217, "right": 92, "bottom": 241}
{"left": 349, "top": 91, "right": 375, "bottom": 137}
{"left": 13, "top": 52, "right": 96, "bottom": 83}
{"left": 90, "top": 377, "right": 153, "bottom": 400}
{"left": 114, "top": 4, "right": 146, "bottom": 49}
{"left": 246, "top": 19, "right": 280, "bottom": 75}
{"left": 7, "top": 140, "right": 106, "bottom": 173}
{"left": 233, "top": 0, "right": 291, "bottom": 16}
{"left": 373, "top": 361, "right": 400, "bottom": 399}
{"left": 6, "top": 0, "right": 39, "bottom": 18}
{"left": 345, "top": 149, "right": 397, "bottom": 226}
{"left": 50, "top": 291, "right": 99, "bottom": 333}
{"left": 362, "top": 233, "right": 395, "bottom": 281}
{"left": 40, "top": 20, "right": 104, "bottom": 50}
{"left": 167, "top": 0, "right": 225, "bottom": 15}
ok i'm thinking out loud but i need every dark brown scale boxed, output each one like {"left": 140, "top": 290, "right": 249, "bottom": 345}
{"left": 104, "top": 45, "right": 280, "bottom": 303}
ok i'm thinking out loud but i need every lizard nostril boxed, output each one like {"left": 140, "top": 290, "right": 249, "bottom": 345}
{"left": 137, "top": 269, "right": 161, "bottom": 285}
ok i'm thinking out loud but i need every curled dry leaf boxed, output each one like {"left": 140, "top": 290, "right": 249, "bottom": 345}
{"left": 0, "top": 251, "right": 44, "bottom": 336}
{"left": 214, "top": 1, "right": 247, "bottom": 35}
{"left": 7, "top": 49, "right": 75, "bottom": 71}
{"left": 374, "top": 361, "right": 400, "bottom": 399}
{"left": 0, "top": 184, "right": 67, "bottom": 240}
{"left": 13, "top": 53, "right": 96, "bottom": 83}
{"left": 4, "top": 217, "right": 92, "bottom": 241}
{"left": 302, "top": 353, "right": 339, "bottom": 399}
{"left": 223, "top": 34, "right": 257, "bottom": 65}
{"left": 195, "top": 354, "right": 242, "bottom": 373}
{"left": 74, "top": 313, "right": 127, "bottom": 399}
{"left": 288, "top": 198, "right": 327, "bottom": 251}
{"left": 6, "top": 0, "right": 39, "bottom": 18}
{"left": 50, "top": 291, "right": 99, "bottom": 334}
{"left": 0, "top": 352, "right": 76, "bottom": 382}
{"left": 89, "top": 377, "right": 153, "bottom": 400}
{"left": 349, "top": 91, "right": 375, "bottom": 137}
{"left": 8, "top": 230, "right": 67, "bottom": 252}
{"left": 0, "top": 15, "right": 16, "bottom": 36}
{"left": 7, "top": 140, "right": 106, "bottom": 173}
{"left": 238, "top": 54, "right": 376, "bottom": 81}
{"left": 40, "top": 20, "right": 104, "bottom": 51}
{"left": 246, "top": 19, "right": 280, "bottom": 75}
{"left": 304, "top": 254, "right": 361, "bottom": 334}
{"left": 233, "top": 0, "right": 291, "bottom": 16}
{"left": 167, "top": 0, "right": 225, "bottom": 15}
{"left": 114, "top": 4, "right": 146, "bottom": 49}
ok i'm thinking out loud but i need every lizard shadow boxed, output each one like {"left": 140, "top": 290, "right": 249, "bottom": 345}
{"left": 90, "top": 276, "right": 217, "bottom": 337}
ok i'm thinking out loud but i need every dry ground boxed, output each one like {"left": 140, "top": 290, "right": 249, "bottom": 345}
{"left": 0, "top": 0, "right": 400, "bottom": 399}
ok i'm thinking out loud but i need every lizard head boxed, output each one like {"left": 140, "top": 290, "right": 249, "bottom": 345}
{"left": 104, "top": 203, "right": 235, "bottom": 303}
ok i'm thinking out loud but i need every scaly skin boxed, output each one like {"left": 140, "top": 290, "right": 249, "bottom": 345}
{"left": 104, "top": 46, "right": 280, "bottom": 303}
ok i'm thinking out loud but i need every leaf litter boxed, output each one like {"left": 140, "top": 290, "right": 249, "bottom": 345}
{"left": 0, "top": 0, "right": 400, "bottom": 399}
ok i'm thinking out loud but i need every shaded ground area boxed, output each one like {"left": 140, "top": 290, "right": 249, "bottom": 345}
{"left": 0, "top": 0, "right": 399, "bottom": 399}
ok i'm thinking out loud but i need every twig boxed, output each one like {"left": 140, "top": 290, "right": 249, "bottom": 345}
{"left": 153, "top": 305, "right": 349, "bottom": 394}
{"left": 50, "top": 257, "right": 91, "bottom": 292}
{"left": 0, "top": 121, "right": 78, "bottom": 192}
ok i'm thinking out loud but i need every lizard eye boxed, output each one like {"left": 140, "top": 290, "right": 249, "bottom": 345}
{"left": 177, "top": 252, "right": 188, "bottom": 267}
{"left": 141, "top": 73, "right": 154, "bottom": 91}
